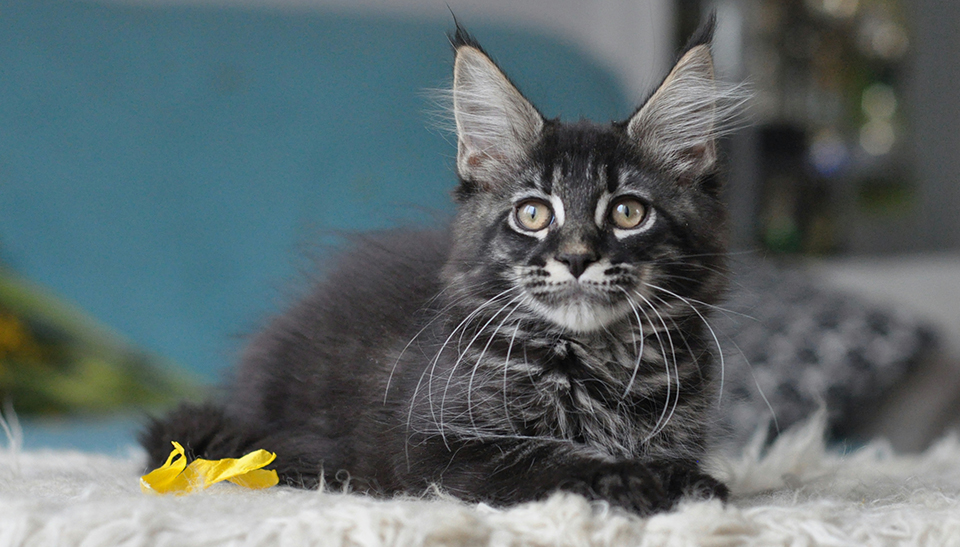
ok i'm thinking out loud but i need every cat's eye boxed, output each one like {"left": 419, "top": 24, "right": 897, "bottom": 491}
{"left": 609, "top": 197, "right": 647, "bottom": 229}
{"left": 515, "top": 199, "right": 554, "bottom": 231}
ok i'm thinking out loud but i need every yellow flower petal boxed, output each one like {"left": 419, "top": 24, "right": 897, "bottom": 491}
{"left": 187, "top": 449, "right": 278, "bottom": 487}
{"left": 227, "top": 468, "right": 280, "bottom": 489}
{"left": 140, "top": 442, "right": 190, "bottom": 494}
{"left": 140, "top": 443, "right": 278, "bottom": 495}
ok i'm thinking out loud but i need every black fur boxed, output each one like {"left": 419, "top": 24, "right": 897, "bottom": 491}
{"left": 142, "top": 18, "right": 734, "bottom": 514}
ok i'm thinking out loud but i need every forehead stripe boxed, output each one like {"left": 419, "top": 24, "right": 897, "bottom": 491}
{"left": 606, "top": 162, "right": 619, "bottom": 193}
{"left": 538, "top": 162, "right": 554, "bottom": 194}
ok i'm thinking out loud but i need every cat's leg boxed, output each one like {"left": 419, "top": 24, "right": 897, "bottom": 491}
{"left": 405, "top": 439, "right": 727, "bottom": 515}
{"left": 249, "top": 431, "right": 347, "bottom": 490}
{"left": 139, "top": 402, "right": 262, "bottom": 467}
{"left": 141, "top": 407, "right": 347, "bottom": 490}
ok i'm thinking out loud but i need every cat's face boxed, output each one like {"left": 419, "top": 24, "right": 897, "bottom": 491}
{"left": 443, "top": 28, "right": 740, "bottom": 334}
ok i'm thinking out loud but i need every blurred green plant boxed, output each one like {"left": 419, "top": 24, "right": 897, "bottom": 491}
{"left": 0, "top": 267, "right": 202, "bottom": 416}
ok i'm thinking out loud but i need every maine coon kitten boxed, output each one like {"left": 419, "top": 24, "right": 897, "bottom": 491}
{"left": 141, "top": 17, "right": 745, "bottom": 515}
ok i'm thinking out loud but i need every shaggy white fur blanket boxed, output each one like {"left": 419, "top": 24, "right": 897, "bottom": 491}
{"left": 2, "top": 416, "right": 960, "bottom": 546}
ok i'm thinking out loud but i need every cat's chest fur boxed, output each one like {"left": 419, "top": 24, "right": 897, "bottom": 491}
{"left": 420, "top": 315, "right": 695, "bottom": 460}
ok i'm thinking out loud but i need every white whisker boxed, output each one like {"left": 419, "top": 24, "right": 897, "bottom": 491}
{"left": 633, "top": 290, "right": 679, "bottom": 442}
{"left": 502, "top": 319, "right": 523, "bottom": 434}
{"left": 406, "top": 286, "right": 517, "bottom": 451}
{"left": 387, "top": 287, "right": 477, "bottom": 403}
{"left": 616, "top": 287, "right": 646, "bottom": 399}
{"left": 464, "top": 297, "right": 525, "bottom": 436}
{"left": 647, "top": 283, "right": 726, "bottom": 407}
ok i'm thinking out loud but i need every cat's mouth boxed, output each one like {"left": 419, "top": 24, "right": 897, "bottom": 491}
{"left": 527, "top": 291, "right": 633, "bottom": 332}
{"left": 515, "top": 260, "right": 640, "bottom": 332}
{"left": 530, "top": 279, "right": 618, "bottom": 300}
{"left": 522, "top": 280, "right": 634, "bottom": 332}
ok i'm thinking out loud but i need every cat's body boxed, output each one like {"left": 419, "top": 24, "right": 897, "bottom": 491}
{"left": 142, "top": 18, "right": 744, "bottom": 514}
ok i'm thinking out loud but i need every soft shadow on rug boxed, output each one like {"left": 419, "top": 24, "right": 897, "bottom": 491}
{"left": 2, "top": 415, "right": 960, "bottom": 546}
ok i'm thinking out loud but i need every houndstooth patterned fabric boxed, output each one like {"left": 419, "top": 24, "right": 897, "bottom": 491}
{"left": 716, "top": 259, "right": 938, "bottom": 448}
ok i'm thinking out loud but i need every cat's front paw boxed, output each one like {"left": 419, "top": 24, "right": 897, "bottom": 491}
{"left": 567, "top": 461, "right": 669, "bottom": 515}
{"left": 570, "top": 460, "right": 727, "bottom": 515}
{"left": 682, "top": 470, "right": 729, "bottom": 502}
{"left": 647, "top": 460, "right": 729, "bottom": 503}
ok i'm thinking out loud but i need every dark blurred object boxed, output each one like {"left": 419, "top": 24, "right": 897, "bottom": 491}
{"left": 676, "top": 0, "right": 960, "bottom": 451}
{"left": 0, "top": 266, "right": 202, "bottom": 416}
{"left": 679, "top": 0, "right": 927, "bottom": 254}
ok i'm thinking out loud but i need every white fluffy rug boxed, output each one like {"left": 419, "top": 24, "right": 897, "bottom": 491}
{"left": 3, "top": 416, "right": 960, "bottom": 546}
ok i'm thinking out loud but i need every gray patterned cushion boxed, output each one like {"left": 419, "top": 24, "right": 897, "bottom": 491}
{"left": 716, "top": 259, "right": 938, "bottom": 448}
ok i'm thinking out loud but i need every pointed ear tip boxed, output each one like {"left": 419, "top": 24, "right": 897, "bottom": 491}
{"left": 454, "top": 45, "right": 484, "bottom": 67}
{"left": 685, "top": 44, "right": 713, "bottom": 60}
{"left": 454, "top": 45, "right": 500, "bottom": 79}
{"left": 456, "top": 45, "right": 489, "bottom": 58}
{"left": 678, "top": 44, "right": 716, "bottom": 74}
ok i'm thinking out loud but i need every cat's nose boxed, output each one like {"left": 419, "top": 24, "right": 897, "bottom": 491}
{"left": 556, "top": 252, "right": 598, "bottom": 279}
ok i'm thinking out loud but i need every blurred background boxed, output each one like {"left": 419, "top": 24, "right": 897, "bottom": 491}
{"left": 0, "top": 0, "right": 957, "bottom": 453}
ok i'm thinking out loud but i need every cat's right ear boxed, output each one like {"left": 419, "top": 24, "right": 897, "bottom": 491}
{"left": 452, "top": 34, "right": 544, "bottom": 189}
{"left": 625, "top": 13, "right": 746, "bottom": 185}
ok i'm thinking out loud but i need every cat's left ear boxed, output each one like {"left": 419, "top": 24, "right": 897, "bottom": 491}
{"left": 627, "top": 17, "right": 724, "bottom": 184}
{"left": 452, "top": 32, "right": 544, "bottom": 189}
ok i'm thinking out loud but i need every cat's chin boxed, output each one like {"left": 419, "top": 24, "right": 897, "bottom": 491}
{"left": 533, "top": 299, "right": 630, "bottom": 333}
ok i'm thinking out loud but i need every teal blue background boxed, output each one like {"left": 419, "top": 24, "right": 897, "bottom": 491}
{"left": 0, "top": 0, "right": 629, "bottom": 391}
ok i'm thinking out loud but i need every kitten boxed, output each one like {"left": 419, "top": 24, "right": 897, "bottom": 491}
{"left": 141, "top": 16, "right": 744, "bottom": 515}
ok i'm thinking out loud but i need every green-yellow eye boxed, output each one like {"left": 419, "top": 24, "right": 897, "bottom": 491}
{"left": 610, "top": 197, "right": 647, "bottom": 229}
{"left": 515, "top": 200, "right": 553, "bottom": 231}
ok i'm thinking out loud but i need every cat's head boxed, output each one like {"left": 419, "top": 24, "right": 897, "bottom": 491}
{"left": 442, "top": 18, "right": 745, "bottom": 334}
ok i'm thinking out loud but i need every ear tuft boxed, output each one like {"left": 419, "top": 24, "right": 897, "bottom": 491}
{"left": 448, "top": 17, "right": 483, "bottom": 52}
{"left": 683, "top": 10, "right": 716, "bottom": 51}
{"left": 452, "top": 42, "right": 544, "bottom": 188}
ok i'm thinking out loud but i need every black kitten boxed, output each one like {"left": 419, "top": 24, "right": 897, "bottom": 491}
{"left": 142, "top": 17, "right": 746, "bottom": 515}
